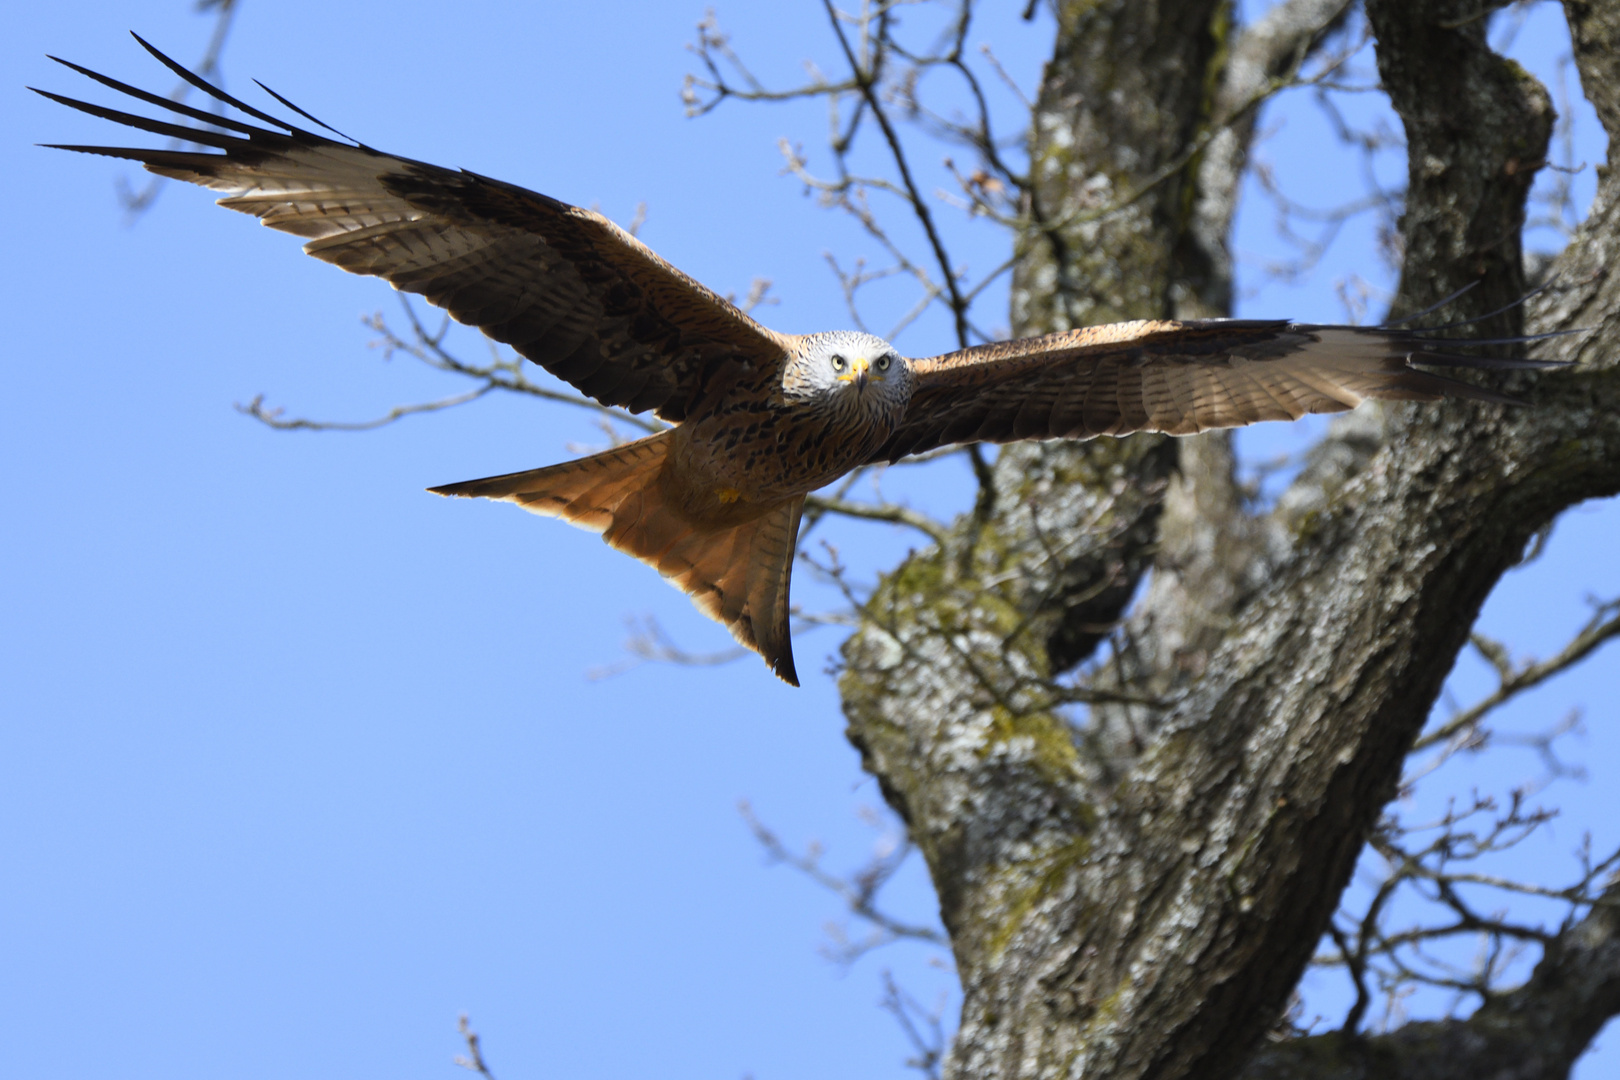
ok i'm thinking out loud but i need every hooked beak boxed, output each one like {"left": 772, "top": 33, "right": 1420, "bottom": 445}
{"left": 837, "top": 355, "right": 872, "bottom": 389}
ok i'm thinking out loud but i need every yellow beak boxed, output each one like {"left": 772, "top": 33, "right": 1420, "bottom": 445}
{"left": 837, "top": 355, "right": 871, "bottom": 388}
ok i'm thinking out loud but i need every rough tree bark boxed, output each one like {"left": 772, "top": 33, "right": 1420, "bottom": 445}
{"left": 839, "top": 2, "right": 1620, "bottom": 1078}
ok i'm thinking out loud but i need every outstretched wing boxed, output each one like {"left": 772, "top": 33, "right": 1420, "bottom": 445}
{"left": 37, "top": 36, "right": 792, "bottom": 422}
{"left": 873, "top": 319, "right": 1560, "bottom": 462}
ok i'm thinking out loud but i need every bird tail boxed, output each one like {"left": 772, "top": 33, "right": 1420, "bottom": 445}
{"left": 429, "top": 431, "right": 805, "bottom": 686}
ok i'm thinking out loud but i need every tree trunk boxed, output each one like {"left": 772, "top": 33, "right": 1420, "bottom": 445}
{"left": 839, "top": 1, "right": 1620, "bottom": 1077}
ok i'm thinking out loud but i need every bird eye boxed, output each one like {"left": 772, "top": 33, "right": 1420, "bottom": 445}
{"left": 831, "top": 355, "right": 847, "bottom": 371}
{"left": 875, "top": 354, "right": 892, "bottom": 372}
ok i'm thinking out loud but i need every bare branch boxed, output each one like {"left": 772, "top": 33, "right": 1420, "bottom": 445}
{"left": 236, "top": 386, "right": 496, "bottom": 432}
{"left": 804, "top": 493, "right": 950, "bottom": 544}
{"left": 237, "top": 297, "right": 667, "bottom": 438}
{"left": 739, "top": 799, "right": 948, "bottom": 964}
{"left": 880, "top": 970, "right": 948, "bottom": 1080}
{"left": 586, "top": 615, "right": 752, "bottom": 681}
{"left": 682, "top": 8, "right": 860, "bottom": 116}
{"left": 724, "top": 276, "right": 780, "bottom": 316}
{"left": 1414, "top": 596, "right": 1620, "bottom": 752}
{"left": 453, "top": 1014, "right": 498, "bottom": 1080}
{"left": 830, "top": 10, "right": 989, "bottom": 349}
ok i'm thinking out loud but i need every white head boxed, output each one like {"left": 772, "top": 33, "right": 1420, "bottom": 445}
{"left": 784, "top": 331, "right": 914, "bottom": 424}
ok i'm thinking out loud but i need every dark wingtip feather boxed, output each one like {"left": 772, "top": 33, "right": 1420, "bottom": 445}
{"left": 253, "top": 79, "right": 353, "bottom": 141}
{"left": 1383, "top": 278, "right": 1563, "bottom": 332}
{"left": 31, "top": 85, "right": 248, "bottom": 151}
{"left": 127, "top": 31, "right": 303, "bottom": 134}
{"left": 1379, "top": 280, "right": 1483, "bottom": 328}
{"left": 1407, "top": 350, "right": 1571, "bottom": 371}
{"left": 39, "top": 143, "right": 240, "bottom": 182}
{"left": 1400, "top": 326, "right": 1585, "bottom": 349}
{"left": 39, "top": 141, "right": 140, "bottom": 158}
{"left": 46, "top": 52, "right": 265, "bottom": 136}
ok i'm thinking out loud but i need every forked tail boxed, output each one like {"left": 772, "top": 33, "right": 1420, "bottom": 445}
{"left": 429, "top": 432, "right": 805, "bottom": 685}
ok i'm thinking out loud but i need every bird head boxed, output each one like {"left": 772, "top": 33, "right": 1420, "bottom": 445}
{"left": 787, "top": 331, "right": 913, "bottom": 420}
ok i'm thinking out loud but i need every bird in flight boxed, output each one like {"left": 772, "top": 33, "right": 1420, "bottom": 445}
{"left": 38, "top": 37, "right": 1557, "bottom": 685}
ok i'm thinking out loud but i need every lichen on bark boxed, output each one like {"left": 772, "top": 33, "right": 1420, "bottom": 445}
{"left": 838, "top": 2, "right": 1620, "bottom": 1078}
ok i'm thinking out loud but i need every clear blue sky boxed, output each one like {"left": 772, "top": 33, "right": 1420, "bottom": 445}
{"left": 3, "top": 2, "right": 1615, "bottom": 1078}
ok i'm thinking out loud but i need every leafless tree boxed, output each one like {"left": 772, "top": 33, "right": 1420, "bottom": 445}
{"left": 230, "top": 1, "right": 1620, "bottom": 1077}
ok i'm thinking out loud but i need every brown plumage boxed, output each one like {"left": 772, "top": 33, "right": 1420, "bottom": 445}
{"left": 435, "top": 433, "right": 806, "bottom": 684}
{"left": 38, "top": 38, "right": 1564, "bottom": 685}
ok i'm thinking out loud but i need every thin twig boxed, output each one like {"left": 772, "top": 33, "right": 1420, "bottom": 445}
{"left": 1414, "top": 598, "right": 1620, "bottom": 752}
{"left": 453, "top": 1015, "right": 498, "bottom": 1080}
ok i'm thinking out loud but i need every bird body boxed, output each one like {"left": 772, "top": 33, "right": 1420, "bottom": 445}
{"left": 654, "top": 330, "right": 913, "bottom": 514}
{"left": 37, "top": 37, "right": 1562, "bottom": 685}
{"left": 431, "top": 330, "right": 912, "bottom": 685}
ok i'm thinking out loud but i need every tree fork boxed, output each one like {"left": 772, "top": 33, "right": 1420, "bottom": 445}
{"left": 843, "top": 2, "right": 1620, "bottom": 1078}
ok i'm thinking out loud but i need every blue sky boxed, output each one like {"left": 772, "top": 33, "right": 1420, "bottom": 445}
{"left": 3, "top": 2, "right": 1615, "bottom": 1078}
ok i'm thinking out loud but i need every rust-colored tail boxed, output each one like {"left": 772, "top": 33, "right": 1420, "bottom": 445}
{"left": 429, "top": 432, "right": 804, "bottom": 685}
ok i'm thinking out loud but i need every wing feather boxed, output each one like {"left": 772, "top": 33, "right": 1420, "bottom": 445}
{"left": 872, "top": 320, "right": 1562, "bottom": 462}
{"left": 37, "top": 38, "right": 793, "bottom": 422}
